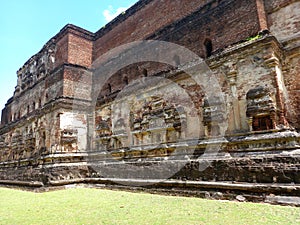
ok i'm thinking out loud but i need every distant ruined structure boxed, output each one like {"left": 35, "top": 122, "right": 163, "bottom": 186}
{"left": 0, "top": 0, "right": 299, "bottom": 202}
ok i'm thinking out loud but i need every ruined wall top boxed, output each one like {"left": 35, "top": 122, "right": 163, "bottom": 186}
{"left": 13, "top": 25, "right": 94, "bottom": 98}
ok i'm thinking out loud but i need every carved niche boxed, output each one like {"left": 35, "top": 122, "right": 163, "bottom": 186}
{"left": 60, "top": 129, "right": 78, "bottom": 152}
{"left": 130, "top": 97, "right": 183, "bottom": 146}
{"left": 246, "top": 86, "right": 276, "bottom": 131}
{"left": 24, "top": 128, "right": 36, "bottom": 158}
{"left": 203, "top": 96, "right": 225, "bottom": 137}
{"left": 11, "top": 130, "right": 23, "bottom": 160}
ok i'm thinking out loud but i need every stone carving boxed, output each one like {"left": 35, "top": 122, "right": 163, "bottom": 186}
{"left": 95, "top": 97, "right": 184, "bottom": 154}
{"left": 203, "top": 96, "right": 225, "bottom": 136}
{"left": 246, "top": 86, "right": 276, "bottom": 131}
{"left": 15, "top": 42, "right": 55, "bottom": 97}
{"left": 60, "top": 129, "right": 78, "bottom": 152}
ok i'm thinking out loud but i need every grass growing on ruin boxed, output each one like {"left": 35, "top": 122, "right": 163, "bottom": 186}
{"left": 0, "top": 187, "right": 299, "bottom": 225}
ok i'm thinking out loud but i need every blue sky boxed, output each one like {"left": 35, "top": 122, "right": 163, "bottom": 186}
{"left": 0, "top": 0, "right": 138, "bottom": 111}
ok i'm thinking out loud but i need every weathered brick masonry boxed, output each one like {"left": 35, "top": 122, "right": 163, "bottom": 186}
{"left": 0, "top": 0, "right": 299, "bottom": 202}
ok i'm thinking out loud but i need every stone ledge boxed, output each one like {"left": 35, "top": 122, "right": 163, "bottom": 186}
{"left": 48, "top": 178, "right": 300, "bottom": 195}
{"left": 265, "top": 195, "right": 300, "bottom": 206}
{"left": 0, "top": 180, "right": 44, "bottom": 187}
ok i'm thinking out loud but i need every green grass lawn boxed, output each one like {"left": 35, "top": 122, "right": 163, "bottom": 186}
{"left": 0, "top": 187, "right": 299, "bottom": 225}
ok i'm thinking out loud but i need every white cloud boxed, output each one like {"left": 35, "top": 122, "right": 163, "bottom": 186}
{"left": 103, "top": 5, "right": 128, "bottom": 22}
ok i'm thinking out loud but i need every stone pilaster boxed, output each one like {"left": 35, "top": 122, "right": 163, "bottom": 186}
{"left": 264, "top": 51, "right": 289, "bottom": 128}
{"left": 227, "top": 64, "right": 241, "bottom": 132}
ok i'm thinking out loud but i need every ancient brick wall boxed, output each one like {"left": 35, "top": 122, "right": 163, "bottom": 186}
{"left": 54, "top": 25, "right": 94, "bottom": 69}
{"left": 62, "top": 65, "right": 92, "bottom": 100}
{"left": 54, "top": 34, "right": 69, "bottom": 69}
{"left": 0, "top": 0, "right": 299, "bottom": 200}
{"left": 93, "top": 0, "right": 262, "bottom": 61}
{"left": 93, "top": 0, "right": 217, "bottom": 60}
{"left": 267, "top": 0, "right": 300, "bottom": 41}
{"left": 264, "top": 0, "right": 298, "bottom": 13}
{"left": 284, "top": 50, "right": 300, "bottom": 130}
{"left": 94, "top": 0, "right": 263, "bottom": 108}
{"left": 68, "top": 33, "right": 93, "bottom": 68}
{"left": 150, "top": 0, "right": 261, "bottom": 58}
